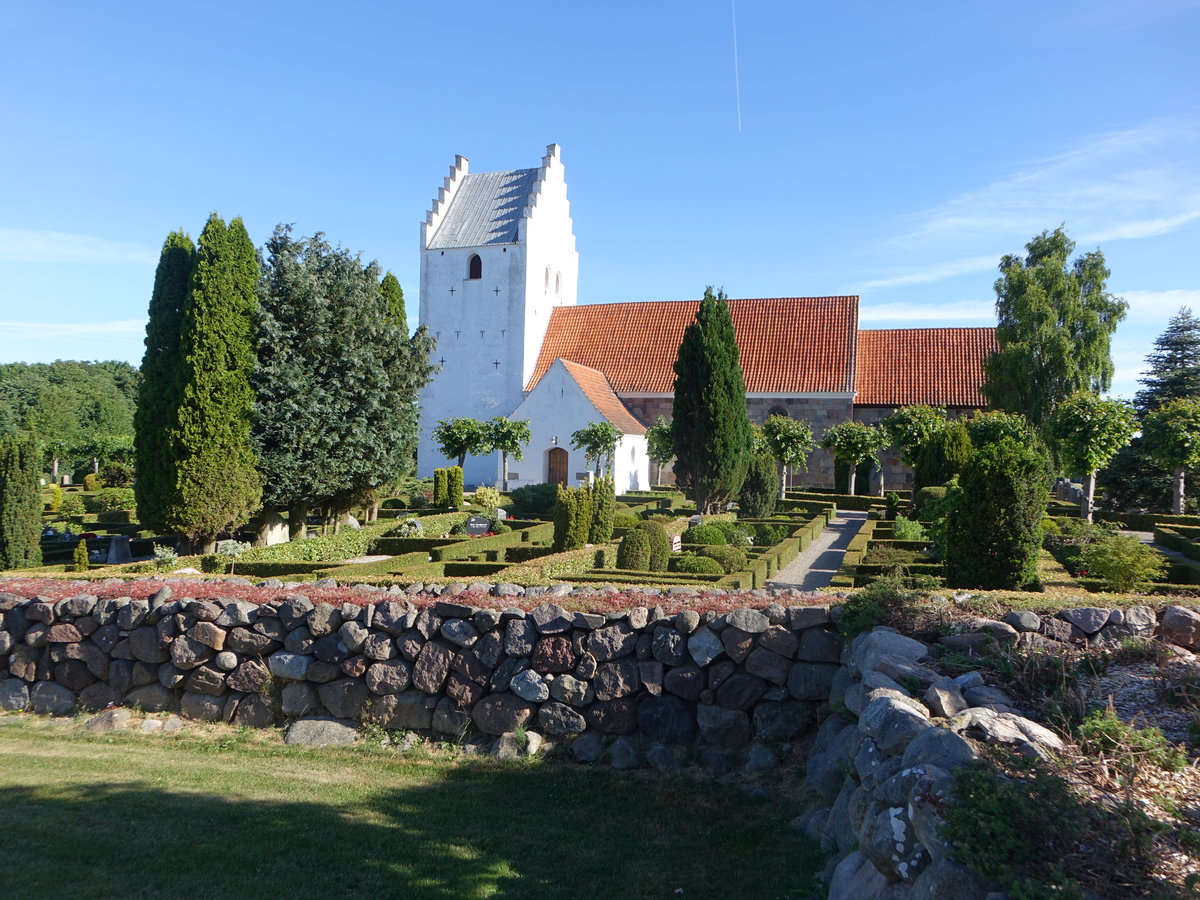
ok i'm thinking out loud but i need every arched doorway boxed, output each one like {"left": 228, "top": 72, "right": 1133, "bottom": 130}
{"left": 547, "top": 447, "right": 568, "bottom": 486}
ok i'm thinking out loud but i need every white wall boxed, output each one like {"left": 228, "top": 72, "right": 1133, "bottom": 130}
{"left": 506, "top": 360, "right": 649, "bottom": 493}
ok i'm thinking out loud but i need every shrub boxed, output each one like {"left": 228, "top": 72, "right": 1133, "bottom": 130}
{"left": 200, "top": 553, "right": 224, "bottom": 573}
{"left": 616, "top": 528, "right": 651, "bottom": 570}
{"left": 946, "top": 438, "right": 1048, "bottom": 591}
{"left": 754, "top": 522, "right": 790, "bottom": 546}
{"left": 682, "top": 522, "right": 727, "bottom": 545}
{"left": 589, "top": 478, "right": 616, "bottom": 543}
{"left": 45, "top": 483, "right": 62, "bottom": 512}
{"left": 509, "top": 482, "right": 558, "bottom": 518}
{"left": 1078, "top": 535, "right": 1168, "bottom": 592}
{"left": 472, "top": 485, "right": 503, "bottom": 511}
{"left": 699, "top": 544, "right": 746, "bottom": 573}
{"left": 83, "top": 473, "right": 101, "bottom": 492}
{"left": 837, "top": 575, "right": 922, "bottom": 637}
{"left": 100, "top": 460, "right": 133, "bottom": 487}
{"left": 884, "top": 491, "right": 904, "bottom": 521}
{"left": 892, "top": 516, "right": 927, "bottom": 541}
{"left": 72, "top": 539, "right": 89, "bottom": 572}
{"left": 433, "top": 468, "right": 448, "bottom": 506}
{"left": 153, "top": 543, "right": 178, "bottom": 571}
{"left": 58, "top": 493, "right": 84, "bottom": 516}
{"left": 913, "top": 485, "right": 947, "bottom": 520}
{"left": 381, "top": 498, "right": 406, "bottom": 510}
{"left": 1076, "top": 706, "right": 1186, "bottom": 772}
{"left": 393, "top": 517, "right": 424, "bottom": 537}
{"left": 915, "top": 419, "right": 971, "bottom": 490}
{"left": 91, "top": 487, "right": 137, "bottom": 512}
{"left": 613, "top": 511, "right": 640, "bottom": 530}
{"left": 674, "top": 555, "right": 724, "bottom": 575}
{"left": 553, "top": 485, "right": 593, "bottom": 552}
{"left": 446, "top": 467, "right": 464, "bottom": 508}
{"left": 636, "top": 519, "right": 671, "bottom": 572}
{"left": 737, "top": 453, "right": 778, "bottom": 517}
{"left": 713, "top": 519, "right": 753, "bottom": 547}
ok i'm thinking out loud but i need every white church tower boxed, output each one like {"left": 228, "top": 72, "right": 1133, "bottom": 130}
{"left": 416, "top": 144, "right": 579, "bottom": 486}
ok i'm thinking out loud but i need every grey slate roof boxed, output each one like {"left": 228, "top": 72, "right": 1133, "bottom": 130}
{"left": 428, "top": 168, "right": 539, "bottom": 248}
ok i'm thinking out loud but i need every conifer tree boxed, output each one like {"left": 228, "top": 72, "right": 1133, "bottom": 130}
{"left": 380, "top": 271, "right": 407, "bottom": 334}
{"left": 1134, "top": 307, "right": 1200, "bottom": 416}
{"left": 671, "top": 287, "right": 753, "bottom": 513}
{"left": 0, "top": 433, "right": 42, "bottom": 569}
{"left": 170, "top": 214, "right": 262, "bottom": 551}
{"left": 134, "top": 230, "right": 195, "bottom": 533}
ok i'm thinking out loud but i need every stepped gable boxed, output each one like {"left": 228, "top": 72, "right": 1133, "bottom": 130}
{"left": 854, "top": 327, "right": 998, "bottom": 407}
{"left": 526, "top": 296, "right": 860, "bottom": 395}
{"left": 426, "top": 167, "right": 540, "bottom": 248}
{"left": 557, "top": 359, "right": 646, "bottom": 434}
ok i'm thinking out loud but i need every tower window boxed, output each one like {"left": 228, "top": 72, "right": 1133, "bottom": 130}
{"left": 555, "top": 272, "right": 562, "bottom": 294}
{"left": 467, "top": 254, "right": 482, "bottom": 280}
{"left": 545, "top": 265, "right": 551, "bottom": 290}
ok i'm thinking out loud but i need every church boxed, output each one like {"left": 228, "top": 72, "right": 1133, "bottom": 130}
{"left": 416, "top": 145, "right": 997, "bottom": 492}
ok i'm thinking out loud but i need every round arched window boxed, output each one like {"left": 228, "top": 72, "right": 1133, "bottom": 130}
{"left": 767, "top": 406, "right": 789, "bottom": 419}
{"left": 467, "top": 254, "right": 482, "bottom": 280}
{"left": 555, "top": 272, "right": 562, "bottom": 294}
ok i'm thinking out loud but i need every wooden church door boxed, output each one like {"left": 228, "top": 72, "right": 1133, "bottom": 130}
{"left": 547, "top": 447, "right": 568, "bottom": 486}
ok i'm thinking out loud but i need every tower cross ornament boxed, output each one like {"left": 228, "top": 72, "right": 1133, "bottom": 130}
{"left": 493, "top": 360, "right": 501, "bottom": 369}
{"left": 493, "top": 286, "right": 501, "bottom": 295}
{"left": 448, "top": 286, "right": 455, "bottom": 295}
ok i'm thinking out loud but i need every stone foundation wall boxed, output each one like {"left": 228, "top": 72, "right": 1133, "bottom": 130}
{"left": 0, "top": 587, "right": 843, "bottom": 768}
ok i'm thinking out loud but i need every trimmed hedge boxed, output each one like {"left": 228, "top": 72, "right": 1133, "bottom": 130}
{"left": 1097, "top": 511, "right": 1200, "bottom": 531}
{"left": 785, "top": 490, "right": 885, "bottom": 512}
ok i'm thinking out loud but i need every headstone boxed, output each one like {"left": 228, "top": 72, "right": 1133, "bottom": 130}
{"left": 670, "top": 534, "right": 682, "bottom": 552}
{"left": 688, "top": 514, "right": 703, "bottom": 526}
{"left": 495, "top": 508, "right": 507, "bottom": 521}
{"left": 254, "top": 509, "right": 290, "bottom": 547}
{"left": 106, "top": 536, "right": 132, "bottom": 565}
{"left": 465, "top": 515, "right": 491, "bottom": 537}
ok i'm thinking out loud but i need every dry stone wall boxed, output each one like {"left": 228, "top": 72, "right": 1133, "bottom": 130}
{"left": 0, "top": 586, "right": 844, "bottom": 769}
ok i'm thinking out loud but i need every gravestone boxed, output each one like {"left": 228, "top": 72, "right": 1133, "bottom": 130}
{"left": 106, "top": 536, "right": 132, "bottom": 565}
{"left": 670, "top": 534, "right": 682, "bottom": 553}
{"left": 465, "top": 515, "right": 491, "bottom": 537}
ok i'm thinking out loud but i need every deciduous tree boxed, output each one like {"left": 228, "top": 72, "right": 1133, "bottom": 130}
{"left": 1049, "top": 392, "right": 1136, "bottom": 520}
{"left": 982, "top": 226, "right": 1127, "bottom": 431}
{"left": 671, "top": 287, "right": 753, "bottom": 513}
{"left": 761, "top": 414, "right": 815, "bottom": 499}
{"left": 571, "top": 421, "right": 621, "bottom": 478}
{"left": 820, "top": 422, "right": 887, "bottom": 495}
{"left": 432, "top": 417, "right": 490, "bottom": 469}
{"left": 881, "top": 405, "right": 946, "bottom": 469}
{"left": 1143, "top": 398, "right": 1200, "bottom": 514}
{"left": 488, "top": 417, "right": 530, "bottom": 490}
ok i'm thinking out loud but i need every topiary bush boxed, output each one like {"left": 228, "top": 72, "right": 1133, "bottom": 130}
{"left": 589, "top": 478, "right": 616, "bottom": 544}
{"left": 58, "top": 493, "right": 85, "bottom": 517}
{"left": 713, "top": 519, "right": 752, "bottom": 547}
{"left": 472, "top": 485, "right": 502, "bottom": 511}
{"left": 673, "top": 555, "right": 723, "bottom": 575}
{"left": 913, "top": 485, "right": 947, "bottom": 520}
{"left": 737, "top": 453, "right": 779, "bottom": 517}
{"left": 616, "top": 528, "right": 651, "bottom": 570}
{"left": 446, "top": 467, "right": 464, "bottom": 508}
{"left": 553, "top": 485, "right": 593, "bottom": 552}
{"left": 612, "top": 511, "right": 641, "bottom": 530}
{"left": 509, "top": 482, "right": 558, "bottom": 519}
{"left": 433, "top": 468, "right": 448, "bottom": 507}
{"left": 72, "top": 539, "right": 90, "bottom": 572}
{"left": 682, "top": 522, "right": 727, "bottom": 545}
{"left": 699, "top": 544, "right": 746, "bottom": 573}
{"left": 636, "top": 519, "right": 671, "bottom": 571}
{"left": 82, "top": 473, "right": 102, "bottom": 492}
{"left": 946, "top": 438, "right": 1048, "bottom": 590}
{"left": 754, "top": 522, "right": 790, "bottom": 546}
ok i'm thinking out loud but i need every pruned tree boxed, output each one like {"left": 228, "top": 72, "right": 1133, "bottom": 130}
{"left": 761, "top": 414, "right": 815, "bottom": 499}
{"left": 963, "top": 410, "right": 1031, "bottom": 448}
{"left": 169, "top": 213, "right": 262, "bottom": 552}
{"left": 645, "top": 416, "right": 675, "bottom": 485}
{"left": 571, "top": 421, "right": 621, "bottom": 478}
{"left": 0, "top": 433, "right": 42, "bottom": 569}
{"left": 488, "top": 417, "right": 530, "bottom": 490}
{"left": 820, "top": 421, "right": 887, "bottom": 495}
{"left": 135, "top": 229, "right": 195, "bottom": 532}
{"left": 881, "top": 405, "right": 947, "bottom": 470}
{"left": 1049, "top": 392, "right": 1137, "bottom": 521}
{"left": 982, "top": 226, "right": 1127, "bottom": 431}
{"left": 1143, "top": 398, "right": 1200, "bottom": 514}
{"left": 432, "top": 417, "right": 490, "bottom": 469}
{"left": 671, "top": 287, "right": 754, "bottom": 513}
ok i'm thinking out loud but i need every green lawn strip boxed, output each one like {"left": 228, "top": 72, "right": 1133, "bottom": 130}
{"left": 0, "top": 720, "right": 822, "bottom": 900}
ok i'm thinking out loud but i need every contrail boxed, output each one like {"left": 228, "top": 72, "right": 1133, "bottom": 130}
{"left": 731, "top": 0, "right": 743, "bottom": 132}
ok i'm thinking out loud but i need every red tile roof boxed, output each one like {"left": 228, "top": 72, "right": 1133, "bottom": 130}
{"left": 527, "top": 297, "right": 859, "bottom": 394}
{"left": 557, "top": 359, "right": 647, "bottom": 435}
{"left": 854, "top": 328, "right": 998, "bottom": 407}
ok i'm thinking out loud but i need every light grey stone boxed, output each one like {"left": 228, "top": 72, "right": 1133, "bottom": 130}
{"left": 510, "top": 669, "right": 550, "bottom": 702}
{"left": 610, "top": 735, "right": 640, "bottom": 769}
{"left": 1002, "top": 610, "right": 1041, "bottom": 633}
{"left": 285, "top": 716, "right": 358, "bottom": 746}
{"left": 859, "top": 695, "right": 932, "bottom": 755}
{"left": 726, "top": 608, "right": 769, "bottom": 634}
{"left": 268, "top": 651, "right": 310, "bottom": 681}
{"left": 686, "top": 626, "right": 724, "bottom": 667}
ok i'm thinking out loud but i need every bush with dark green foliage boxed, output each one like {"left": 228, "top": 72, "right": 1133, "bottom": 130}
{"left": 737, "top": 453, "right": 778, "bottom": 517}
{"left": 446, "top": 467, "right": 464, "bottom": 509}
{"left": 616, "top": 528, "right": 651, "bottom": 570}
{"left": 636, "top": 519, "right": 671, "bottom": 571}
{"left": 613, "top": 511, "right": 641, "bottom": 530}
{"left": 699, "top": 544, "right": 746, "bottom": 573}
{"left": 90, "top": 488, "right": 136, "bottom": 512}
{"left": 674, "top": 555, "right": 724, "bottom": 575}
{"left": 72, "top": 539, "right": 89, "bottom": 572}
{"left": 754, "top": 522, "right": 790, "bottom": 546}
{"left": 433, "top": 469, "right": 448, "bottom": 507}
{"left": 589, "top": 478, "right": 616, "bottom": 543}
{"left": 682, "top": 522, "right": 727, "bottom": 545}
{"left": 0, "top": 433, "right": 42, "bottom": 569}
{"left": 914, "top": 420, "right": 971, "bottom": 490}
{"left": 83, "top": 473, "right": 102, "bottom": 492}
{"left": 100, "top": 461, "right": 133, "bottom": 487}
{"left": 509, "top": 482, "right": 559, "bottom": 519}
{"left": 946, "top": 438, "right": 1048, "bottom": 590}
{"left": 58, "top": 493, "right": 84, "bottom": 517}
{"left": 713, "top": 519, "right": 752, "bottom": 547}
{"left": 553, "top": 485, "right": 593, "bottom": 552}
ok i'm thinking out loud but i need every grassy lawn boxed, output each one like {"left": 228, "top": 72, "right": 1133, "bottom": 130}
{"left": 0, "top": 718, "right": 823, "bottom": 900}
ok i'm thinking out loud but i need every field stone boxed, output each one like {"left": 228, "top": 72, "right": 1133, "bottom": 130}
{"left": 54, "top": 660, "right": 94, "bottom": 691}
{"left": 27, "top": 680, "right": 73, "bottom": 716}
{"left": 281, "top": 682, "right": 319, "bottom": 717}
{"left": 759, "top": 625, "right": 800, "bottom": 658}
{"left": 305, "top": 661, "right": 341, "bottom": 684}
{"left": 744, "top": 743, "right": 778, "bottom": 773}
{"left": 726, "top": 608, "right": 769, "bottom": 633}
{"left": 549, "top": 673, "right": 593, "bottom": 707}
{"left": 47, "top": 623, "right": 82, "bottom": 644}
{"left": 587, "top": 622, "right": 637, "bottom": 661}
{"left": 504, "top": 618, "right": 537, "bottom": 657}
{"left": 859, "top": 695, "right": 931, "bottom": 755}
{"left": 225, "top": 628, "right": 277, "bottom": 656}
{"left": 126, "top": 683, "right": 177, "bottom": 712}
{"left": 538, "top": 700, "right": 587, "bottom": 736}
{"left": 232, "top": 694, "right": 274, "bottom": 728}
{"left": 412, "top": 640, "right": 455, "bottom": 693}
{"left": 572, "top": 730, "right": 603, "bottom": 763}
{"left": 285, "top": 717, "right": 358, "bottom": 746}
{"left": 84, "top": 707, "right": 132, "bottom": 732}
{"left": 338, "top": 622, "right": 369, "bottom": 653}
{"left": 184, "top": 665, "right": 227, "bottom": 696}
{"left": 1161, "top": 606, "right": 1200, "bottom": 649}
{"left": 215, "top": 601, "right": 258, "bottom": 628}
{"left": 901, "top": 727, "right": 977, "bottom": 770}
{"left": 1057, "top": 607, "right": 1111, "bottom": 635}
{"left": 610, "top": 735, "right": 640, "bottom": 769}
{"left": 366, "top": 660, "right": 412, "bottom": 695}
{"left": 719, "top": 627, "right": 755, "bottom": 663}
{"left": 307, "top": 603, "right": 341, "bottom": 637}
{"left": 214, "top": 651, "right": 239, "bottom": 673}
{"left": 318, "top": 678, "right": 369, "bottom": 719}
{"left": 472, "top": 693, "right": 535, "bottom": 735}
{"left": 663, "top": 665, "right": 704, "bottom": 701}
{"left": 0, "top": 678, "right": 29, "bottom": 711}
{"left": 636, "top": 695, "right": 693, "bottom": 744}
{"left": 128, "top": 627, "right": 169, "bottom": 664}
{"left": 190, "top": 621, "right": 226, "bottom": 650}
{"left": 651, "top": 629, "right": 687, "bottom": 666}
{"left": 531, "top": 635, "right": 576, "bottom": 674}
{"left": 687, "top": 627, "right": 724, "bottom": 667}
{"left": 1002, "top": 610, "right": 1042, "bottom": 632}
{"left": 170, "top": 635, "right": 213, "bottom": 671}
{"left": 341, "top": 656, "right": 368, "bottom": 679}
{"left": 268, "top": 652, "right": 310, "bottom": 681}
{"left": 180, "top": 691, "right": 224, "bottom": 721}
{"left": 646, "top": 742, "right": 681, "bottom": 774}
{"left": 675, "top": 610, "right": 700, "bottom": 635}
{"left": 585, "top": 698, "right": 638, "bottom": 734}
{"left": 696, "top": 704, "right": 750, "bottom": 748}
{"left": 745, "top": 647, "right": 791, "bottom": 685}
{"left": 593, "top": 659, "right": 639, "bottom": 701}
{"left": 360, "top": 633, "right": 394, "bottom": 661}
{"left": 752, "top": 700, "right": 814, "bottom": 741}
{"left": 226, "top": 660, "right": 268, "bottom": 693}
{"left": 787, "top": 663, "right": 838, "bottom": 701}
{"left": 529, "top": 603, "right": 571, "bottom": 634}
{"left": 372, "top": 692, "right": 433, "bottom": 731}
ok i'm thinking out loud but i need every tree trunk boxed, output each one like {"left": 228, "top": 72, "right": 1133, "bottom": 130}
{"left": 288, "top": 500, "right": 309, "bottom": 541}
{"left": 501, "top": 451, "right": 509, "bottom": 492}
{"left": 847, "top": 466, "right": 857, "bottom": 496}
{"left": 92, "top": 456, "right": 99, "bottom": 474}
{"left": 1081, "top": 470, "right": 1096, "bottom": 522}
{"left": 1174, "top": 466, "right": 1187, "bottom": 515}
{"left": 876, "top": 464, "right": 885, "bottom": 497}
{"left": 779, "top": 464, "right": 788, "bottom": 500}
{"left": 51, "top": 456, "right": 59, "bottom": 483}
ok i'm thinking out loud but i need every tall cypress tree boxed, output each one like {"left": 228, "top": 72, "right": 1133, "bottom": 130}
{"left": 380, "top": 271, "right": 407, "bottom": 334}
{"left": 169, "top": 214, "right": 262, "bottom": 551}
{"left": 0, "top": 433, "right": 42, "bottom": 569}
{"left": 671, "top": 287, "right": 753, "bottom": 513}
{"left": 134, "top": 230, "right": 195, "bottom": 532}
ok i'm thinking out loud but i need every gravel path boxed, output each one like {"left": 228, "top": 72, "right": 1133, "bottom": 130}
{"left": 767, "top": 510, "right": 868, "bottom": 592}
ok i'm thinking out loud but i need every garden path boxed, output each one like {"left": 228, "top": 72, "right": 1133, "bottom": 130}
{"left": 766, "top": 509, "right": 868, "bottom": 592}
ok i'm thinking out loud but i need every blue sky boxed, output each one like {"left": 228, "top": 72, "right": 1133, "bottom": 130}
{"left": 1, "top": 0, "right": 1197, "bottom": 399}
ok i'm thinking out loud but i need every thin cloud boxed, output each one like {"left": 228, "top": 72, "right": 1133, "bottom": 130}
{"left": 0, "top": 319, "right": 145, "bottom": 339}
{"left": 1119, "top": 289, "right": 1200, "bottom": 322}
{"left": 861, "top": 255, "right": 998, "bottom": 289}
{"left": 0, "top": 229, "right": 158, "bottom": 266}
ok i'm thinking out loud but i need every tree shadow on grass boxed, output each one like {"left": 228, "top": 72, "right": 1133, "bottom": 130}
{"left": 0, "top": 762, "right": 824, "bottom": 900}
